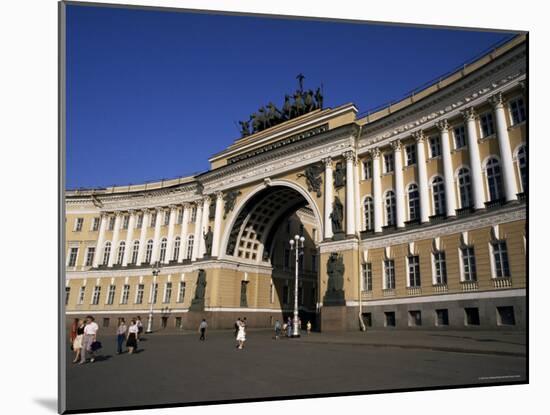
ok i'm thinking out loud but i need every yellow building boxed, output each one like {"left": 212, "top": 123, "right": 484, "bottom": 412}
{"left": 65, "top": 35, "right": 527, "bottom": 331}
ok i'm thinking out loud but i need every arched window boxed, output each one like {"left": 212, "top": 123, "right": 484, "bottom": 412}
{"left": 159, "top": 238, "right": 168, "bottom": 262}
{"left": 363, "top": 196, "right": 374, "bottom": 231}
{"left": 144, "top": 239, "right": 153, "bottom": 264}
{"left": 517, "top": 145, "right": 527, "bottom": 193}
{"left": 457, "top": 168, "right": 472, "bottom": 208}
{"left": 407, "top": 184, "right": 419, "bottom": 221}
{"left": 384, "top": 190, "right": 396, "bottom": 226}
{"left": 131, "top": 241, "right": 139, "bottom": 264}
{"left": 102, "top": 241, "right": 111, "bottom": 265}
{"left": 116, "top": 241, "right": 125, "bottom": 265}
{"left": 432, "top": 176, "right": 446, "bottom": 216}
{"left": 173, "top": 237, "right": 181, "bottom": 261}
{"left": 486, "top": 157, "right": 503, "bottom": 201}
{"left": 186, "top": 235, "right": 194, "bottom": 260}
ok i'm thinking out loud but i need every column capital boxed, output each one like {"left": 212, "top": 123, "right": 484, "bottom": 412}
{"left": 390, "top": 140, "right": 402, "bottom": 151}
{"left": 127, "top": 209, "right": 136, "bottom": 215}
{"left": 435, "top": 119, "right": 450, "bottom": 132}
{"left": 168, "top": 204, "right": 178, "bottom": 210}
{"left": 412, "top": 130, "right": 425, "bottom": 143}
{"left": 462, "top": 107, "right": 477, "bottom": 121}
{"left": 181, "top": 202, "right": 192, "bottom": 209}
{"left": 322, "top": 156, "right": 333, "bottom": 168}
{"left": 202, "top": 195, "right": 211, "bottom": 204}
{"left": 489, "top": 91, "right": 505, "bottom": 109}
{"left": 343, "top": 150, "right": 356, "bottom": 161}
{"left": 367, "top": 147, "right": 380, "bottom": 159}
{"left": 215, "top": 192, "right": 224, "bottom": 201}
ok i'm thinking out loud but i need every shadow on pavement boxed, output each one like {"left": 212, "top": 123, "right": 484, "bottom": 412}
{"left": 33, "top": 398, "right": 57, "bottom": 413}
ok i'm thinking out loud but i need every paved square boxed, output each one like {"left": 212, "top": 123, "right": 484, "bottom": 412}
{"left": 66, "top": 329, "right": 527, "bottom": 412}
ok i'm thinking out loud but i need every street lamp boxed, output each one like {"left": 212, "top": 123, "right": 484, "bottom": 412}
{"left": 147, "top": 260, "right": 161, "bottom": 334}
{"left": 289, "top": 234, "right": 305, "bottom": 338}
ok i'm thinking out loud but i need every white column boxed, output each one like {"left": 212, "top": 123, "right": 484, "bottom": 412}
{"left": 322, "top": 157, "right": 333, "bottom": 239}
{"left": 491, "top": 92, "right": 518, "bottom": 201}
{"left": 436, "top": 119, "right": 457, "bottom": 217}
{"left": 414, "top": 131, "right": 430, "bottom": 223}
{"left": 122, "top": 210, "right": 136, "bottom": 266}
{"left": 370, "top": 148, "right": 383, "bottom": 233}
{"left": 463, "top": 107, "right": 486, "bottom": 210}
{"left": 164, "top": 205, "right": 177, "bottom": 264}
{"left": 136, "top": 210, "right": 150, "bottom": 266}
{"left": 177, "top": 204, "right": 191, "bottom": 262}
{"left": 191, "top": 202, "right": 203, "bottom": 261}
{"left": 107, "top": 212, "right": 122, "bottom": 267}
{"left": 199, "top": 196, "right": 211, "bottom": 257}
{"left": 151, "top": 208, "right": 163, "bottom": 263}
{"left": 92, "top": 213, "right": 108, "bottom": 268}
{"left": 391, "top": 140, "right": 405, "bottom": 228}
{"left": 211, "top": 192, "right": 224, "bottom": 257}
{"left": 344, "top": 151, "right": 356, "bottom": 235}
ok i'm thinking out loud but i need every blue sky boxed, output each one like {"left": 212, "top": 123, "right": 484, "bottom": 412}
{"left": 66, "top": 5, "right": 515, "bottom": 189}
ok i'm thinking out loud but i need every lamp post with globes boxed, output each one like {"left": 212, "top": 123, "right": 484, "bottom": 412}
{"left": 289, "top": 234, "right": 305, "bottom": 337}
{"left": 147, "top": 261, "right": 161, "bottom": 334}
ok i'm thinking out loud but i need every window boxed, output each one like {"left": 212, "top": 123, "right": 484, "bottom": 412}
{"left": 385, "top": 190, "right": 396, "bottom": 226}
{"left": 78, "top": 286, "right": 85, "bottom": 305}
{"left": 384, "top": 259, "right": 395, "bottom": 289}
{"left": 464, "top": 307, "right": 480, "bottom": 326}
{"left": 102, "top": 242, "right": 111, "bottom": 265}
{"left": 190, "top": 206, "right": 197, "bottom": 223}
{"left": 131, "top": 241, "right": 139, "bottom": 264}
{"left": 136, "top": 214, "right": 143, "bottom": 229}
{"left": 406, "top": 144, "right": 416, "bottom": 165}
{"left": 433, "top": 251, "right": 447, "bottom": 285}
{"left": 457, "top": 168, "right": 472, "bottom": 208}
{"left": 407, "top": 184, "right": 419, "bottom": 221}
{"left": 509, "top": 97, "right": 526, "bottom": 125}
{"left": 107, "top": 285, "right": 116, "bottom": 305}
{"left": 485, "top": 157, "right": 503, "bottom": 201}
{"left": 91, "top": 286, "right": 101, "bottom": 305}
{"left": 177, "top": 281, "right": 186, "bottom": 303}
{"left": 150, "top": 212, "right": 157, "bottom": 228}
{"left": 116, "top": 241, "right": 125, "bottom": 265}
{"left": 177, "top": 208, "right": 184, "bottom": 224}
{"left": 362, "top": 263, "right": 372, "bottom": 291}
{"left": 383, "top": 153, "right": 394, "bottom": 173}
{"left": 363, "top": 159, "right": 372, "bottom": 179}
{"left": 408, "top": 310, "right": 422, "bottom": 326}
{"left": 517, "top": 145, "right": 527, "bottom": 193}
{"left": 175, "top": 317, "right": 182, "bottom": 328}
{"left": 408, "top": 255, "right": 421, "bottom": 287}
{"left": 492, "top": 240, "right": 510, "bottom": 278}
{"left": 68, "top": 247, "right": 78, "bottom": 267}
{"left": 480, "top": 112, "right": 495, "bottom": 137}
{"left": 186, "top": 235, "right": 194, "bottom": 260}
{"left": 120, "top": 284, "right": 129, "bottom": 304}
{"left": 429, "top": 136, "right": 441, "bottom": 158}
{"left": 85, "top": 247, "right": 95, "bottom": 266}
{"left": 384, "top": 311, "right": 396, "bottom": 327}
{"left": 432, "top": 176, "right": 446, "bottom": 216}
{"left": 164, "top": 211, "right": 170, "bottom": 226}
{"left": 74, "top": 218, "right": 83, "bottom": 232}
{"left": 497, "top": 306, "right": 516, "bottom": 326}
{"left": 159, "top": 238, "right": 167, "bottom": 262}
{"left": 364, "top": 196, "right": 374, "bottom": 231}
{"left": 270, "top": 281, "right": 275, "bottom": 304}
{"left": 173, "top": 237, "right": 181, "bottom": 261}
{"left": 103, "top": 318, "right": 110, "bottom": 328}
{"left": 150, "top": 282, "right": 158, "bottom": 304}
{"left": 108, "top": 216, "right": 115, "bottom": 231}
{"left": 144, "top": 240, "right": 153, "bottom": 264}
{"left": 436, "top": 309, "right": 449, "bottom": 326}
{"left": 461, "top": 246, "right": 477, "bottom": 281}
{"left": 120, "top": 215, "right": 128, "bottom": 230}
{"left": 164, "top": 282, "right": 172, "bottom": 303}
{"left": 454, "top": 125, "right": 467, "bottom": 149}
{"left": 91, "top": 217, "right": 100, "bottom": 231}
{"left": 135, "top": 284, "right": 144, "bottom": 304}
{"left": 65, "top": 287, "right": 70, "bottom": 305}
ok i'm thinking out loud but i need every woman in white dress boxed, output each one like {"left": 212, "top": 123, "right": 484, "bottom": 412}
{"left": 236, "top": 321, "right": 246, "bottom": 349}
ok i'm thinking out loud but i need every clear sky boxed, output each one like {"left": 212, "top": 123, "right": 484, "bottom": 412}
{"left": 66, "top": 4, "right": 516, "bottom": 189}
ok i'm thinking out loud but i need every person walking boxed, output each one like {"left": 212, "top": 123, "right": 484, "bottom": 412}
{"left": 236, "top": 319, "right": 246, "bottom": 349}
{"left": 79, "top": 315, "right": 99, "bottom": 364}
{"left": 116, "top": 318, "right": 127, "bottom": 354}
{"left": 234, "top": 318, "right": 241, "bottom": 338}
{"left": 274, "top": 319, "right": 281, "bottom": 340}
{"left": 70, "top": 318, "right": 78, "bottom": 349}
{"left": 126, "top": 318, "right": 139, "bottom": 354}
{"left": 136, "top": 316, "right": 143, "bottom": 339}
{"left": 286, "top": 317, "right": 292, "bottom": 337}
{"left": 72, "top": 319, "right": 85, "bottom": 363}
{"left": 306, "top": 320, "right": 312, "bottom": 335}
{"left": 199, "top": 319, "right": 208, "bottom": 341}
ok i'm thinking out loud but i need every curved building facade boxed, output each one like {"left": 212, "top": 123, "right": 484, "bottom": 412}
{"left": 64, "top": 35, "right": 527, "bottom": 331}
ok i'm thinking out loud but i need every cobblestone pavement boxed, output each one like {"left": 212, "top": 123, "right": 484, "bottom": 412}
{"left": 65, "top": 329, "right": 527, "bottom": 412}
